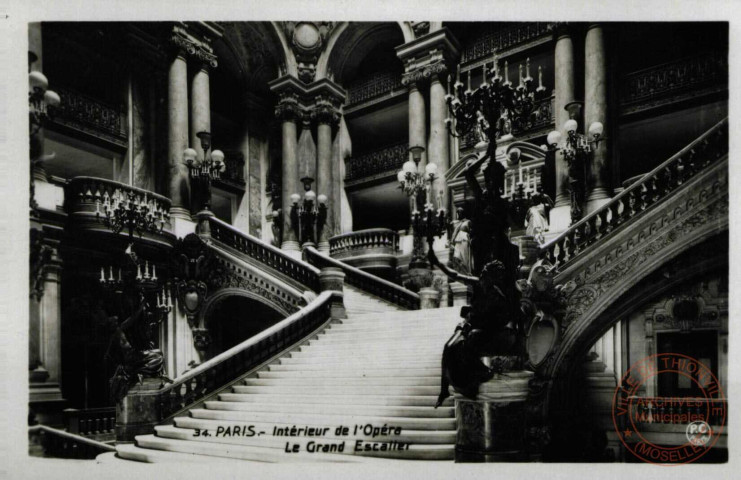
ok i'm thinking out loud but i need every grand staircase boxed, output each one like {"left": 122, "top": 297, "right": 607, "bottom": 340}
{"left": 112, "top": 287, "right": 460, "bottom": 463}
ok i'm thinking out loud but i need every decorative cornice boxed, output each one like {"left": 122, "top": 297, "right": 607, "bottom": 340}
{"left": 270, "top": 74, "right": 346, "bottom": 121}
{"left": 401, "top": 59, "right": 448, "bottom": 86}
{"left": 397, "top": 28, "right": 460, "bottom": 87}
{"left": 169, "top": 25, "right": 218, "bottom": 68}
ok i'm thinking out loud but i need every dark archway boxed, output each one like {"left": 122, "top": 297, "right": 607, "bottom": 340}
{"left": 202, "top": 294, "right": 285, "bottom": 358}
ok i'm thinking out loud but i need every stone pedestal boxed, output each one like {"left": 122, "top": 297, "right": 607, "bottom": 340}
{"left": 115, "top": 378, "right": 167, "bottom": 442}
{"left": 318, "top": 267, "right": 346, "bottom": 319}
{"left": 454, "top": 370, "right": 534, "bottom": 462}
{"left": 449, "top": 281, "right": 470, "bottom": 307}
{"left": 419, "top": 287, "right": 440, "bottom": 309}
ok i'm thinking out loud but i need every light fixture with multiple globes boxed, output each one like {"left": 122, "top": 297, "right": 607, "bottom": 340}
{"left": 289, "top": 177, "right": 328, "bottom": 248}
{"left": 184, "top": 131, "right": 225, "bottom": 212}
{"left": 546, "top": 112, "right": 605, "bottom": 224}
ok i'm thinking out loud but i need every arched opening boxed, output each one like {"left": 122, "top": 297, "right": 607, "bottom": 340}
{"left": 203, "top": 295, "right": 285, "bottom": 358}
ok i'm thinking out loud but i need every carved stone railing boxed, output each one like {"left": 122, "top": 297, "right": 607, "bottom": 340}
{"left": 51, "top": 86, "right": 127, "bottom": 147}
{"left": 346, "top": 142, "right": 408, "bottom": 182}
{"left": 65, "top": 177, "right": 172, "bottom": 240}
{"left": 347, "top": 70, "right": 404, "bottom": 107}
{"left": 29, "top": 425, "right": 116, "bottom": 459}
{"left": 208, "top": 216, "right": 321, "bottom": 293}
{"left": 461, "top": 22, "right": 554, "bottom": 64}
{"left": 628, "top": 397, "right": 726, "bottom": 426}
{"left": 621, "top": 52, "right": 728, "bottom": 115}
{"left": 117, "top": 291, "right": 339, "bottom": 440}
{"left": 64, "top": 407, "right": 116, "bottom": 439}
{"left": 305, "top": 246, "right": 419, "bottom": 310}
{"left": 329, "top": 228, "right": 399, "bottom": 280}
{"left": 540, "top": 118, "right": 728, "bottom": 268}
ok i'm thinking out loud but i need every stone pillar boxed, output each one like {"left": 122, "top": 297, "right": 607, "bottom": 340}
{"left": 318, "top": 267, "right": 346, "bottom": 320}
{"left": 276, "top": 96, "right": 301, "bottom": 257}
{"left": 450, "top": 281, "right": 470, "bottom": 307}
{"left": 408, "top": 83, "right": 428, "bottom": 168}
{"left": 549, "top": 28, "right": 575, "bottom": 232}
{"left": 190, "top": 62, "right": 211, "bottom": 165}
{"left": 429, "top": 74, "right": 450, "bottom": 209}
{"left": 584, "top": 24, "right": 610, "bottom": 213}
{"left": 167, "top": 48, "right": 190, "bottom": 219}
{"left": 419, "top": 287, "right": 440, "bottom": 309}
{"left": 315, "top": 113, "right": 335, "bottom": 254}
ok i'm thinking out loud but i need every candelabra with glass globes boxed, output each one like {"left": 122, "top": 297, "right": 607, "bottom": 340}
{"left": 289, "top": 177, "right": 328, "bottom": 249}
{"left": 546, "top": 106, "right": 605, "bottom": 225}
{"left": 183, "top": 131, "right": 225, "bottom": 212}
{"left": 96, "top": 189, "right": 169, "bottom": 238}
{"left": 396, "top": 145, "right": 447, "bottom": 269}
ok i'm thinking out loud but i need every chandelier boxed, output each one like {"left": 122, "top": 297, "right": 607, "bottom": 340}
{"left": 184, "top": 131, "right": 224, "bottom": 212}
{"left": 397, "top": 146, "right": 447, "bottom": 266}
{"left": 445, "top": 55, "right": 547, "bottom": 145}
{"left": 546, "top": 103, "right": 604, "bottom": 224}
{"left": 290, "top": 177, "right": 328, "bottom": 248}
{"left": 96, "top": 189, "right": 169, "bottom": 238}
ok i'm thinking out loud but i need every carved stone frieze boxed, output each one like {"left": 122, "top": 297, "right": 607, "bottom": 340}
{"left": 401, "top": 57, "right": 448, "bottom": 87}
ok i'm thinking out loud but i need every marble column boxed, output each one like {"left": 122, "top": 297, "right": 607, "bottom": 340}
{"left": 428, "top": 74, "right": 450, "bottom": 210}
{"left": 408, "top": 83, "right": 428, "bottom": 167}
{"left": 316, "top": 111, "right": 335, "bottom": 254}
{"left": 549, "top": 28, "right": 575, "bottom": 232}
{"left": 167, "top": 49, "right": 191, "bottom": 219}
{"left": 585, "top": 24, "right": 610, "bottom": 213}
{"left": 190, "top": 62, "right": 211, "bottom": 164}
{"left": 276, "top": 98, "right": 301, "bottom": 256}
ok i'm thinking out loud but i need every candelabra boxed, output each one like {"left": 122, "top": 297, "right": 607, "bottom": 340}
{"left": 184, "top": 131, "right": 225, "bottom": 212}
{"left": 397, "top": 146, "right": 447, "bottom": 270}
{"left": 29, "top": 57, "right": 61, "bottom": 214}
{"left": 546, "top": 103, "right": 604, "bottom": 224}
{"left": 289, "top": 177, "right": 328, "bottom": 248}
{"left": 445, "top": 54, "right": 547, "bottom": 147}
{"left": 96, "top": 189, "right": 169, "bottom": 238}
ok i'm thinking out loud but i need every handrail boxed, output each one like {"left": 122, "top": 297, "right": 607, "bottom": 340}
{"left": 29, "top": 425, "right": 115, "bottom": 459}
{"left": 67, "top": 176, "right": 171, "bottom": 206}
{"left": 208, "top": 216, "right": 321, "bottom": 292}
{"left": 304, "top": 246, "right": 419, "bottom": 310}
{"left": 150, "top": 291, "right": 338, "bottom": 422}
{"left": 540, "top": 118, "right": 728, "bottom": 269}
{"left": 329, "top": 228, "right": 398, "bottom": 257}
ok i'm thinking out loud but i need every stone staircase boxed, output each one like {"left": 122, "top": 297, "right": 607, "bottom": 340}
{"left": 111, "top": 289, "right": 461, "bottom": 463}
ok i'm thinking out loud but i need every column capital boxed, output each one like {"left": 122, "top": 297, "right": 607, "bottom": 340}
{"left": 169, "top": 25, "right": 218, "bottom": 68}
{"left": 311, "top": 94, "right": 341, "bottom": 126}
{"left": 275, "top": 92, "right": 301, "bottom": 123}
{"left": 397, "top": 27, "right": 460, "bottom": 87}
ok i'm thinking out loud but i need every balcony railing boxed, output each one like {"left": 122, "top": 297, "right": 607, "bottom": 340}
{"left": 208, "top": 216, "right": 321, "bottom": 293}
{"left": 346, "top": 70, "right": 404, "bottom": 107}
{"left": 345, "top": 142, "right": 408, "bottom": 182}
{"left": 621, "top": 52, "right": 728, "bottom": 114}
{"left": 51, "top": 86, "right": 127, "bottom": 147}
{"left": 64, "top": 407, "right": 116, "bottom": 439}
{"left": 330, "top": 228, "right": 399, "bottom": 257}
{"left": 305, "top": 246, "right": 419, "bottom": 310}
{"left": 461, "top": 22, "right": 554, "bottom": 64}
{"left": 540, "top": 118, "right": 728, "bottom": 268}
{"left": 65, "top": 177, "right": 172, "bottom": 238}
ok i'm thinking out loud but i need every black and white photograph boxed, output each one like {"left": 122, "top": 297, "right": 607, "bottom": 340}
{"left": 7, "top": 1, "right": 737, "bottom": 476}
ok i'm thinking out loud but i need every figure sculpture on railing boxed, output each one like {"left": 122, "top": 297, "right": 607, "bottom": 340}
{"left": 525, "top": 188, "right": 553, "bottom": 245}
{"left": 448, "top": 207, "right": 472, "bottom": 275}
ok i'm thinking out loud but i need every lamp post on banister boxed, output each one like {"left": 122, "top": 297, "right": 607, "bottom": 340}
{"left": 546, "top": 101, "right": 605, "bottom": 225}
{"left": 290, "top": 176, "right": 328, "bottom": 250}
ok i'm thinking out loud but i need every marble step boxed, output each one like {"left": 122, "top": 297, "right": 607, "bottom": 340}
{"left": 257, "top": 368, "right": 441, "bottom": 378}
{"left": 243, "top": 376, "right": 440, "bottom": 387}
{"left": 217, "top": 393, "right": 451, "bottom": 407}
{"left": 115, "top": 443, "right": 251, "bottom": 464}
{"left": 189, "top": 408, "right": 456, "bottom": 430}
{"left": 277, "top": 354, "right": 441, "bottom": 364}
{"left": 204, "top": 400, "right": 454, "bottom": 418}
{"left": 229, "top": 385, "right": 443, "bottom": 396}
{"left": 267, "top": 361, "right": 441, "bottom": 371}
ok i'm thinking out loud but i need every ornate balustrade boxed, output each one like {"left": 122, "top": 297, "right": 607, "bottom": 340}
{"left": 628, "top": 397, "right": 726, "bottom": 426}
{"left": 305, "top": 246, "right": 419, "bottom": 310}
{"left": 208, "top": 216, "right": 321, "bottom": 293}
{"left": 64, "top": 407, "right": 116, "bottom": 439}
{"left": 461, "top": 22, "right": 554, "bottom": 64}
{"left": 621, "top": 52, "right": 728, "bottom": 115}
{"left": 329, "top": 228, "right": 399, "bottom": 280}
{"left": 29, "top": 425, "right": 115, "bottom": 459}
{"left": 346, "top": 142, "right": 408, "bottom": 182}
{"left": 540, "top": 118, "right": 728, "bottom": 269}
{"left": 346, "top": 70, "right": 404, "bottom": 107}
{"left": 65, "top": 177, "right": 172, "bottom": 240}
{"left": 118, "top": 291, "right": 338, "bottom": 437}
{"left": 216, "top": 151, "right": 246, "bottom": 187}
{"left": 51, "top": 86, "right": 127, "bottom": 147}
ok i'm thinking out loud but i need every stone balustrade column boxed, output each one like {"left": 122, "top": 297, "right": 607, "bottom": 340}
{"left": 429, "top": 72, "right": 450, "bottom": 210}
{"left": 549, "top": 26, "right": 576, "bottom": 232}
{"left": 585, "top": 24, "right": 610, "bottom": 213}
{"left": 314, "top": 101, "right": 338, "bottom": 254}
{"left": 276, "top": 95, "right": 301, "bottom": 257}
{"left": 167, "top": 46, "right": 190, "bottom": 219}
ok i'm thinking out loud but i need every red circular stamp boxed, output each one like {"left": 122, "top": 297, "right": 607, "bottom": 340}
{"left": 612, "top": 353, "right": 726, "bottom": 465}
